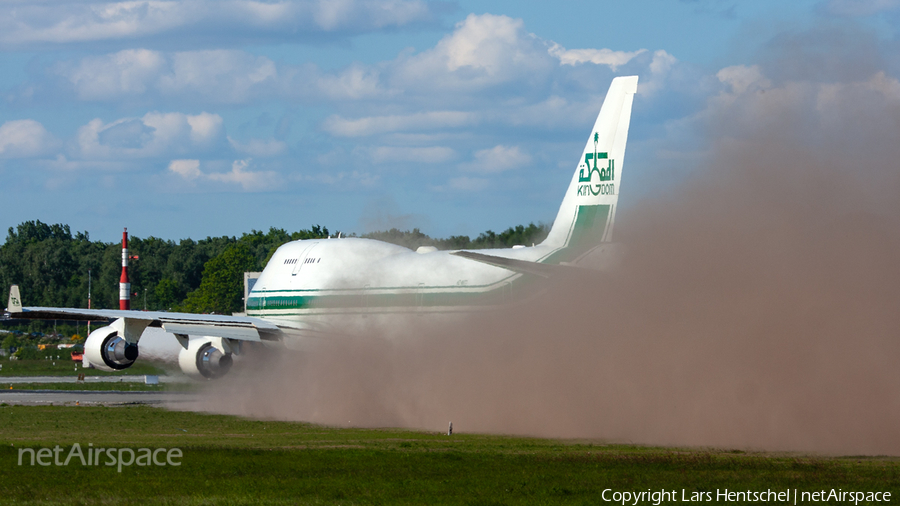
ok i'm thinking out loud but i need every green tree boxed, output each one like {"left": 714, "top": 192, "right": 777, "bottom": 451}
{"left": 363, "top": 228, "right": 435, "bottom": 250}
{"left": 179, "top": 243, "right": 257, "bottom": 314}
{"left": 469, "top": 223, "right": 549, "bottom": 248}
{"left": 155, "top": 278, "right": 181, "bottom": 310}
{"left": 13, "top": 345, "right": 42, "bottom": 360}
{"left": 362, "top": 223, "right": 549, "bottom": 251}
{"left": 2, "top": 333, "right": 21, "bottom": 352}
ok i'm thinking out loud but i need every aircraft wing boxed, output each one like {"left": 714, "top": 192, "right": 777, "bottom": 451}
{"left": 450, "top": 251, "right": 599, "bottom": 279}
{"left": 6, "top": 285, "right": 280, "bottom": 342}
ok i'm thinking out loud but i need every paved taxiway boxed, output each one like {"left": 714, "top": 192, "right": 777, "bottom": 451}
{"left": 0, "top": 375, "right": 189, "bottom": 384}
{"left": 0, "top": 390, "right": 199, "bottom": 406}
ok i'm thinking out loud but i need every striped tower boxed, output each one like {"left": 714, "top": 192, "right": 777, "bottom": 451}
{"left": 119, "top": 228, "right": 130, "bottom": 310}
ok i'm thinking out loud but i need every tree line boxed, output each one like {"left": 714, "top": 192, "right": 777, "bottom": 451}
{"left": 1, "top": 220, "right": 548, "bottom": 316}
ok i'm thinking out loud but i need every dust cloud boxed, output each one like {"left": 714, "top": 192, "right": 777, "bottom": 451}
{"left": 187, "top": 44, "right": 900, "bottom": 454}
{"left": 186, "top": 139, "right": 900, "bottom": 454}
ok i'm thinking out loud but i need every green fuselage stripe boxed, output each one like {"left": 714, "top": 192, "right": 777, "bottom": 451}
{"left": 247, "top": 274, "right": 541, "bottom": 313}
{"left": 249, "top": 289, "right": 519, "bottom": 312}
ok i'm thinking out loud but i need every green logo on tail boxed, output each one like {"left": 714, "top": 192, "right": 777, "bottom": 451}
{"left": 577, "top": 132, "right": 615, "bottom": 196}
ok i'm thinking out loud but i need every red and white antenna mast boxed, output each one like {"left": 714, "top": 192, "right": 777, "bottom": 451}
{"left": 119, "top": 228, "right": 130, "bottom": 310}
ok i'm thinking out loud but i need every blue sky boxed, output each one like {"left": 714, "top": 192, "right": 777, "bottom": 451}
{"left": 1, "top": 0, "right": 899, "bottom": 242}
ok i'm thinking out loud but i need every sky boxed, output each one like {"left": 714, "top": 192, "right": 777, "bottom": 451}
{"left": 1, "top": 0, "right": 899, "bottom": 242}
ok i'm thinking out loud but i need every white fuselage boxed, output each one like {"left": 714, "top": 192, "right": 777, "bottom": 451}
{"left": 245, "top": 238, "right": 560, "bottom": 335}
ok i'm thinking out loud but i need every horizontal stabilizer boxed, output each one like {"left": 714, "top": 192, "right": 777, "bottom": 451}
{"left": 451, "top": 251, "right": 600, "bottom": 278}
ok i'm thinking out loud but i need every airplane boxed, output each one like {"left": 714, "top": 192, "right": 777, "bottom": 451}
{"left": 5, "top": 75, "right": 638, "bottom": 380}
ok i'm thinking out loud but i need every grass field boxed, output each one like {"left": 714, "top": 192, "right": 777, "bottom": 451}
{"left": 0, "top": 359, "right": 170, "bottom": 377}
{"left": 0, "top": 405, "right": 897, "bottom": 505}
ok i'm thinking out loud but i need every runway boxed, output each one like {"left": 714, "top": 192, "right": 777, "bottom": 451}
{"left": 0, "top": 390, "right": 199, "bottom": 406}
{"left": 0, "top": 375, "right": 189, "bottom": 384}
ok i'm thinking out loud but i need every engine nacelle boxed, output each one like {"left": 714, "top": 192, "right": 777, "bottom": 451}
{"left": 84, "top": 325, "right": 139, "bottom": 372}
{"left": 178, "top": 337, "right": 234, "bottom": 380}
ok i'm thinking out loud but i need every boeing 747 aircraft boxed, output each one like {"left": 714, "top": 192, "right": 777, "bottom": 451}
{"left": 6, "top": 76, "right": 638, "bottom": 380}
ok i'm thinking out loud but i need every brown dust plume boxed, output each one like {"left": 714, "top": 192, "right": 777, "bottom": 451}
{"left": 186, "top": 68, "right": 900, "bottom": 454}
{"left": 187, "top": 140, "right": 900, "bottom": 454}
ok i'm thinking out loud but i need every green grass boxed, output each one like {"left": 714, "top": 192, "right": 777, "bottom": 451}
{"left": 0, "top": 359, "right": 170, "bottom": 377}
{"left": 0, "top": 406, "right": 897, "bottom": 505}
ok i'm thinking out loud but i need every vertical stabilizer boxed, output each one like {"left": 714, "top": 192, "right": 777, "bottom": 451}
{"left": 7, "top": 285, "right": 22, "bottom": 313}
{"left": 540, "top": 76, "right": 638, "bottom": 263}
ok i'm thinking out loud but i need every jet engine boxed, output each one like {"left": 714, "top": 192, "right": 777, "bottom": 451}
{"left": 83, "top": 325, "right": 139, "bottom": 371}
{"left": 178, "top": 337, "right": 235, "bottom": 380}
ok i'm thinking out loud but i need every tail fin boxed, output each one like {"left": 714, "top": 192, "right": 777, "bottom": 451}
{"left": 540, "top": 75, "right": 638, "bottom": 263}
{"left": 8, "top": 285, "right": 22, "bottom": 313}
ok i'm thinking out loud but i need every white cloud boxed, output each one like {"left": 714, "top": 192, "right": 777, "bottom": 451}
{"left": 0, "top": 120, "right": 55, "bottom": 158}
{"left": 323, "top": 111, "right": 476, "bottom": 137}
{"left": 498, "top": 95, "right": 598, "bottom": 129}
{"left": 169, "top": 158, "right": 277, "bottom": 191}
{"left": 53, "top": 48, "right": 390, "bottom": 104}
{"left": 0, "top": 0, "right": 439, "bottom": 47}
{"left": 310, "top": 0, "right": 433, "bottom": 30}
{"left": 184, "top": 113, "right": 224, "bottom": 146}
{"left": 392, "top": 13, "right": 556, "bottom": 90}
{"left": 548, "top": 44, "right": 647, "bottom": 70}
{"left": 1, "top": 1, "right": 185, "bottom": 45}
{"left": 10, "top": 9, "right": 688, "bottom": 205}
{"left": 717, "top": 65, "right": 772, "bottom": 95}
{"left": 228, "top": 137, "right": 287, "bottom": 157}
{"left": 369, "top": 146, "right": 456, "bottom": 164}
{"left": 56, "top": 49, "right": 166, "bottom": 100}
{"left": 459, "top": 145, "right": 531, "bottom": 173}
{"left": 311, "top": 0, "right": 432, "bottom": 30}
{"left": 638, "top": 50, "right": 679, "bottom": 96}
{"left": 440, "top": 14, "right": 530, "bottom": 72}
{"left": 56, "top": 49, "right": 278, "bottom": 103}
{"left": 314, "top": 64, "right": 385, "bottom": 100}
{"left": 649, "top": 50, "right": 677, "bottom": 76}
{"left": 76, "top": 111, "right": 224, "bottom": 158}
{"left": 159, "top": 50, "right": 278, "bottom": 102}
{"left": 45, "top": 14, "right": 676, "bottom": 109}
{"left": 207, "top": 159, "right": 277, "bottom": 191}
{"left": 168, "top": 159, "right": 201, "bottom": 179}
